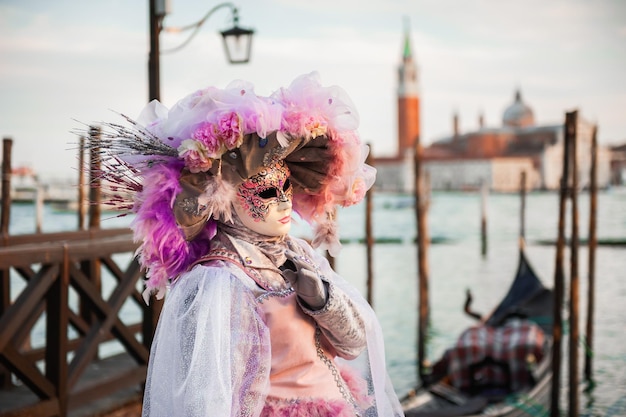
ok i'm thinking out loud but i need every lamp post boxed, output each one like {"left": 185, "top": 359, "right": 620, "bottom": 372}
{"left": 143, "top": 0, "right": 253, "bottom": 345}
{"left": 148, "top": 0, "right": 254, "bottom": 102}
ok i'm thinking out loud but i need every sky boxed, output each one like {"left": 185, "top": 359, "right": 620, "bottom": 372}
{"left": 1, "top": 0, "right": 625, "bottom": 181}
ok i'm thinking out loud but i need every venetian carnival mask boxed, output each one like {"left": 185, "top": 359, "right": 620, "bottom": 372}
{"left": 234, "top": 161, "right": 293, "bottom": 236}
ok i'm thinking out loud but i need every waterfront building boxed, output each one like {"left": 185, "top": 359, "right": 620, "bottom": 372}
{"left": 423, "top": 91, "right": 611, "bottom": 191}
{"left": 610, "top": 143, "right": 626, "bottom": 185}
{"left": 374, "top": 25, "right": 612, "bottom": 193}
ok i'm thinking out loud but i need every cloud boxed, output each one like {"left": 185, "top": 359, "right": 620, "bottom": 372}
{"left": 1, "top": 0, "right": 625, "bottom": 179}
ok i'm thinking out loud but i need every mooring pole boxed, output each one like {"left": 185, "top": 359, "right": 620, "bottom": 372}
{"left": 78, "top": 136, "right": 86, "bottom": 231}
{"left": 480, "top": 179, "right": 488, "bottom": 257}
{"left": 80, "top": 126, "right": 103, "bottom": 337}
{"left": 0, "top": 137, "right": 12, "bottom": 388}
{"left": 1, "top": 138, "right": 12, "bottom": 237}
{"left": 88, "top": 126, "right": 102, "bottom": 230}
{"left": 551, "top": 111, "right": 573, "bottom": 417}
{"left": 584, "top": 124, "right": 598, "bottom": 382}
{"left": 414, "top": 136, "right": 430, "bottom": 385}
{"left": 365, "top": 145, "right": 375, "bottom": 307}
{"left": 520, "top": 171, "right": 526, "bottom": 245}
{"left": 568, "top": 110, "right": 580, "bottom": 417}
{"left": 35, "top": 185, "right": 44, "bottom": 233}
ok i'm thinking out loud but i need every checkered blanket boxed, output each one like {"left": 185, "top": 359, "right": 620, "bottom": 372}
{"left": 447, "top": 318, "right": 545, "bottom": 391}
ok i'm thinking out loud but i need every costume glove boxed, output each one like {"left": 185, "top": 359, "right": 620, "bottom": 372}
{"left": 280, "top": 250, "right": 328, "bottom": 310}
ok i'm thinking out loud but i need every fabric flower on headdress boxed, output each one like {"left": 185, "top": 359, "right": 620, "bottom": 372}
{"left": 217, "top": 111, "right": 245, "bottom": 149}
{"left": 282, "top": 111, "right": 328, "bottom": 140}
{"left": 190, "top": 123, "right": 225, "bottom": 157}
{"left": 177, "top": 139, "right": 213, "bottom": 173}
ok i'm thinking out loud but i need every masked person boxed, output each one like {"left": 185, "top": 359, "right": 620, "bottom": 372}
{"left": 89, "top": 72, "right": 403, "bottom": 417}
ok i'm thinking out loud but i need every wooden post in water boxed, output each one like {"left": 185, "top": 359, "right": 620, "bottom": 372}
{"left": 520, "top": 171, "right": 526, "bottom": 244}
{"left": 35, "top": 185, "right": 44, "bottom": 233}
{"left": 584, "top": 124, "right": 598, "bottom": 382}
{"left": 414, "top": 137, "right": 430, "bottom": 384}
{"left": 568, "top": 110, "right": 580, "bottom": 417}
{"left": 480, "top": 179, "right": 488, "bottom": 257}
{"left": 78, "top": 136, "right": 86, "bottom": 230}
{"left": 88, "top": 126, "right": 102, "bottom": 230}
{"left": 365, "top": 145, "right": 375, "bottom": 307}
{"left": 551, "top": 111, "right": 573, "bottom": 417}
{"left": 80, "top": 126, "right": 102, "bottom": 334}
{"left": 0, "top": 137, "right": 12, "bottom": 388}
{"left": 1, "top": 138, "right": 11, "bottom": 237}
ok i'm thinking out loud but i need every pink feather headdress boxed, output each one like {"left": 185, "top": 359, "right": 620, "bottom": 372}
{"left": 82, "top": 72, "right": 375, "bottom": 300}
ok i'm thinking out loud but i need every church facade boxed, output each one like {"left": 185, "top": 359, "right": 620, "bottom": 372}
{"left": 374, "top": 25, "right": 611, "bottom": 193}
{"left": 421, "top": 91, "right": 611, "bottom": 192}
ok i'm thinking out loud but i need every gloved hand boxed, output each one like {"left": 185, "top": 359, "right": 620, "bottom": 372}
{"left": 280, "top": 250, "right": 328, "bottom": 310}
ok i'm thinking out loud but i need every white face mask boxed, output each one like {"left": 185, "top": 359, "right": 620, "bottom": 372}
{"left": 233, "top": 161, "right": 293, "bottom": 237}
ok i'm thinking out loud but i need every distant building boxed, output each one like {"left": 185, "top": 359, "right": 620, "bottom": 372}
{"left": 610, "top": 143, "right": 626, "bottom": 185}
{"left": 424, "top": 91, "right": 611, "bottom": 191}
{"left": 373, "top": 25, "right": 611, "bottom": 193}
{"left": 2, "top": 165, "right": 78, "bottom": 203}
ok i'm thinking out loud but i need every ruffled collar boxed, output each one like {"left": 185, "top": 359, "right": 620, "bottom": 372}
{"left": 216, "top": 214, "right": 289, "bottom": 266}
{"left": 210, "top": 216, "right": 292, "bottom": 291}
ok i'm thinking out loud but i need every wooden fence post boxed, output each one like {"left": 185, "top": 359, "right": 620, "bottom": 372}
{"left": 46, "top": 244, "right": 70, "bottom": 415}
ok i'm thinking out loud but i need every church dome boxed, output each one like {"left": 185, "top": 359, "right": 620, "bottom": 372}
{"left": 503, "top": 89, "right": 534, "bottom": 128}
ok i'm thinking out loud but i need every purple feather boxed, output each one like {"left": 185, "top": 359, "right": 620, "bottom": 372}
{"left": 131, "top": 160, "right": 210, "bottom": 297}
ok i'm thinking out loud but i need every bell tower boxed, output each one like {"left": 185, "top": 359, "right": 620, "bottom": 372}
{"left": 397, "top": 19, "right": 420, "bottom": 157}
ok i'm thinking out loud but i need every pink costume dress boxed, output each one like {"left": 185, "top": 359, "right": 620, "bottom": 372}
{"left": 141, "top": 233, "right": 403, "bottom": 417}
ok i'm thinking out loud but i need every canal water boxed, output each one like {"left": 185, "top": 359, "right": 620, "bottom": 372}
{"left": 8, "top": 188, "right": 626, "bottom": 416}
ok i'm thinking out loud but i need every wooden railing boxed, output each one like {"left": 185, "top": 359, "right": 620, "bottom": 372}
{"left": 0, "top": 228, "right": 157, "bottom": 417}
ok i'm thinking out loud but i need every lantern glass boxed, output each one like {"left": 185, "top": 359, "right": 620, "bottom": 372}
{"left": 221, "top": 26, "right": 254, "bottom": 64}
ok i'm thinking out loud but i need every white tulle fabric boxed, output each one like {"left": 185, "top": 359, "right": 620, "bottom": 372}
{"left": 142, "top": 238, "right": 403, "bottom": 416}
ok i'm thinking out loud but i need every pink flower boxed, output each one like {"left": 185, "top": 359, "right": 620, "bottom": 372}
{"left": 283, "top": 111, "right": 328, "bottom": 139}
{"left": 305, "top": 116, "right": 327, "bottom": 138}
{"left": 282, "top": 111, "right": 308, "bottom": 137}
{"left": 191, "top": 123, "right": 225, "bottom": 158}
{"left": 177, "top": 139, "right": 213, "bottom": 173}
{"left": 217, "top": 111, "right": 244, "bottom": 150}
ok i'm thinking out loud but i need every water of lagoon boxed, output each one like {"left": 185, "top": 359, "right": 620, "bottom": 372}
{"left": 8, "top": 188, "right": 626, "bottom": 416}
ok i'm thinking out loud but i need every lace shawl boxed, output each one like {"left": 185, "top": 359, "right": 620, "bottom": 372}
{"left": 142, "top": 237, "right": 403, "bottom": 416}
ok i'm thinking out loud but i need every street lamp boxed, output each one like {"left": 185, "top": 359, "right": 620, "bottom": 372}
{"left": 148, "top": 0, "right": 255, "bottom": 101}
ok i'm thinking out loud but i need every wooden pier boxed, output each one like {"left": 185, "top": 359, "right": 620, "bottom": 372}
{"left": 0, "top": 228, "right": 152, "bottom": 417}
{"left": 0, "top": 136, "right": 152, "bottom": 417}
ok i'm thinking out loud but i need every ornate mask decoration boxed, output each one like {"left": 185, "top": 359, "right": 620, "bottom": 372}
{"left": 236, "top": 160, "right": 293, "bottom": 221}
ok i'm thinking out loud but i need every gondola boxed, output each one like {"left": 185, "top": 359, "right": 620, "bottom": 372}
{"left": 402, "top": 243, "right": 554, "bottom": 417}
